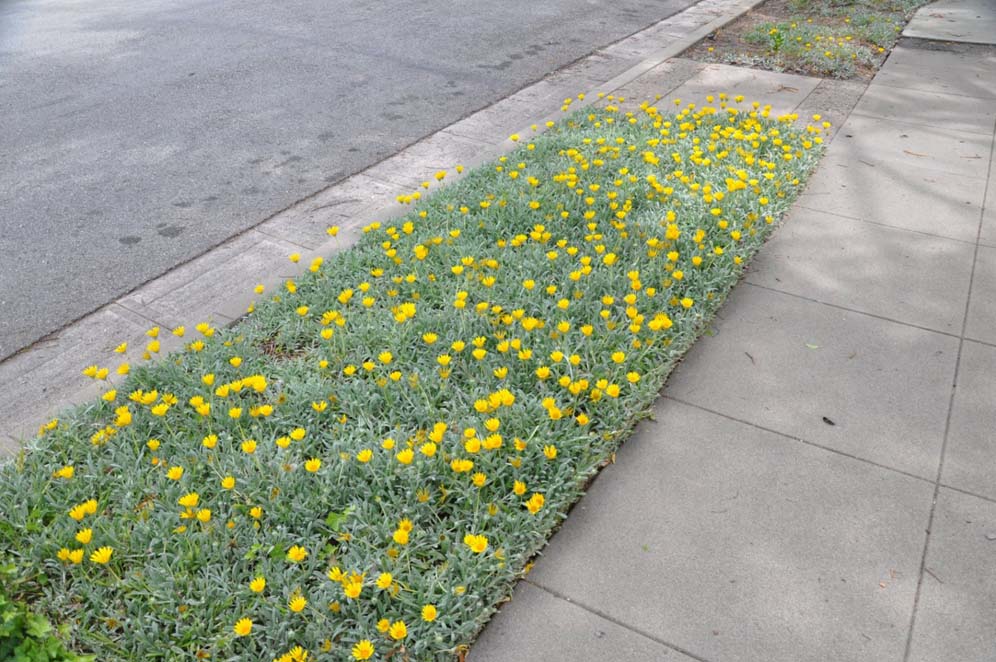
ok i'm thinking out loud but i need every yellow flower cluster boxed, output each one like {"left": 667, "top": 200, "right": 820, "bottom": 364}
{"left": 7, "top": 93, "right": 826, "bottom": 659}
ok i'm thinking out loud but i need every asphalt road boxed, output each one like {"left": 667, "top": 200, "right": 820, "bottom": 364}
{"left": 0, "top": 0, "right": 696, "bottom": 360}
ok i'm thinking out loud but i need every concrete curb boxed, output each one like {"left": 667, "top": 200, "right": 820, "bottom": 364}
{"left": 0, "top": 0, "right": 765, "bottom": 451}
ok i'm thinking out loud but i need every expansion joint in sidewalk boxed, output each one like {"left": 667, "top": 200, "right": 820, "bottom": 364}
{"left": 902, "top": 114, "right": 996, "bottom": 662}
{"left": 741, "top": 282, "right": 963, "bottom": 341}
{"left": 522, "top": 579, "right": 717, "bottom": 662}
{"left": 662, "top": 395, "right": 937, "bottom": 486}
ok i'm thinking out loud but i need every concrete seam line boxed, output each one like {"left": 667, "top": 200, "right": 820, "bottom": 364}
{"left": 0, "top": 0, "right": 763, "bottom": 445}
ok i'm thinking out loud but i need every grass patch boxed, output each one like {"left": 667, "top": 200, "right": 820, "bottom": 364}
{"left": 1, "top": 97, "right": 827, "bottom": 661}
{"left": 684, "top": 0, "right": 932, "bottom": 79}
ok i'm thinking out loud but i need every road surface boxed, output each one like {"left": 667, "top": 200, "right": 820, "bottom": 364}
{"left": 0, "top": 0, "right": 697, "bottom": 359}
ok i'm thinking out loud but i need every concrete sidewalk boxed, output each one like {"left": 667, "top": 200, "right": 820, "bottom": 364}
{"left": 470, "top": 19, "right": 996, "bottom": 662}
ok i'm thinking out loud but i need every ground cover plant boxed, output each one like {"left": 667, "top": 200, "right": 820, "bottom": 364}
{"left": 684, "top": 0, "right": 931, "bottom": 79}
{"left": 0, "top": 96, "right": 829, "bottom": 661}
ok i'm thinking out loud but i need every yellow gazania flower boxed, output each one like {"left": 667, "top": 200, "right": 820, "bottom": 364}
{"left": 343, "top": 579, "right": 363, "bottom": 599}
{"left": 396, "top": 449, "right": 414, "bottom": 465}
{"left": 53, "top": 465, "right": 74, "bottom": 480}
{"left": 250, "top": 576, "right": 266, "bottom": 593}
{"left": 178, "top": 492, "right": 199, "bottom": 508}
{"left": 526, "top": 493, "right": 545, "bottom": 514}
{"left": 422, "top": 604, "right": 438, "bottom": 622}
{"left": 389, "top": 620, "right": 407, "bottom": 640}
{"left": 304, "top": 458, "right": 322, "bottom": 473}
{"left": 288, "top": 595, "right": 307, "bottom": 613}
{"left": 286, "top": 545, "right": 308, "bottom": 562}
{"left": 463, "top": 533, "right": 488, "bottom": 554}
{"left": 351, "top": 640, "right": 374, "bottom": 660}
{"left": 375, "top": 572, "right": 392, "bottom": 590}
{"left": 89, "top": 546, "right": 113, "bottom": 564}
{"left": 233, "top": 618, "right": 253, "bottom": 637}
{"left": 75, "top": 528, "right": 93, "bottom": 544}
{"left": 356, "top": 449, "right": 373, "bottom": 463}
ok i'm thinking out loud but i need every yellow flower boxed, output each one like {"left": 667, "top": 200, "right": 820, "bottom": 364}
{"left": 196, "top": 509, "right": 211, "bottom": 523}
{"left": 392, "top": 529, "right": 410, "bottom": 545}
{"left": 233, "top": 618, "right": 253, "bottom": 637}
{"left": 178, "top": 492, "right": 199, "bottom": 508}
{"left": 250, "top": 576, "right": 266, "bottom": 593}
{"left": 378, "top": 351, "right": 393, "bottom": 364}
{"left": 513, "top": 480, "right": 526, "bottom": 496}
{"left": 375, "top": 572, "right": 392, "bottom": 589}
{"left": 288, "top": 595, "right": 307, "bottom": 613}
{"left": 304, "top": 458, "right": 322, "bottom": 473}
{"left": 543, "top": 445, "right": 557, "bottom": 460}
{"left": 611, "top": 351, "right": 626, "bottom": 364}
{"left": 396, "top": 448, "right": 414, "bottom": 465}
{"left": 344, "top": 579, "right": 363, "bottom": 599}
{"left": 389, "top": 620, "right": 407, "bottom": 640}
{"left": 463, "top": 533, "right": 488, "bottom": 554}
{"left": 241, "top": 439, "right": 257, "bottom": 454}
{"left": 68, "top": 505, "right": 87, "bottom": 521}
{"left": 53, "top": 465, "right": 74, "bottom": 480}
{"left": 167, "top": 466, "right": 184, "bottom": 481}
{"left": 286, "top": 545, "right": 308, "bottom": 562}
{"left": 351, "top": 640, "right": 374, "bottom": 660}
{"left": 89, "top": 546, "right": 113, "bottom": 564}
{"left": 526, "top": 493, "right": 545, "bottom": 514}
{"left": 422, "top": 604, "right": 438, "bottom": 622}
{"left": 357, "top": 449, "right": 373, "bottom": 463}
{"left": 221, "top": 476, "right": 236, "bottom": 490}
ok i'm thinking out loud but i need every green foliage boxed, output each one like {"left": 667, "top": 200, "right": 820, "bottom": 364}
{"left": 0, "top": 562, "right": 92, "bottom": 662}
{"left": 0, "top": 102, "right": 826, "bottom": 660}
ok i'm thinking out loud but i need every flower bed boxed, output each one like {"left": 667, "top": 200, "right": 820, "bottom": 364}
{"left": 0, "top": 97, "right": 827, "bottom": 661}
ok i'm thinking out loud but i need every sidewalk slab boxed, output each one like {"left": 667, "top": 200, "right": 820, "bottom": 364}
{"left": 119, "top": 230, "right": 300, "bottom": 328}
{"left": 792, "top": 78, "right": 867, "bottom": 139}
{"left": 0, "top": 304, "right": 161, "bottom": 443}
{"left": 965, "top": 244, "right": 996, "bottom": 346}
{"left": 524, "top": 399, "right": 932, "bottom": 662}
{"left": 606, "top": 58, "right": 706, "bottom": 107}
{"left": 906, "top": 488, "right": 996, "bottom": 662}
{"left": 852, "top": 84, "right": 996, "bottom": 136}
{"left": 876, "top": 45, "right": 996, "bottom": 100}
{"left": 943, "top": 340, "right": 996, "bottom": 501}
{"left": 255, "top": 174, "right": 405, "bottom": 250}
{"left": 796, "top": 156, "right": 985, "bottom": 243}
{"left": 745, "top": 207, "right": 975, "bottom": 335}
{"left": 826, "top": 114, "right": 991, "bottom": 179}
{"left": 665, "top": 285, "right": 957, "bottom": 479}
{"left": 660, "top": 64, "right": 821, "bottom": 117}
{"left": 982, "top": 163, "right": 996, "bottom": 248}
{"left": 361, "top": 132, "right": 490, "bottom": 190}
{"left": 468, "top": 582, "right": 698, "bottom": 662}
{"left": 904, "top": 0, "right": 996, "bottom": 45}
